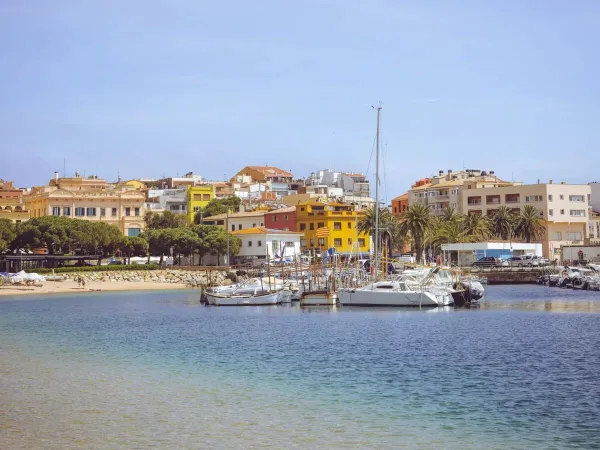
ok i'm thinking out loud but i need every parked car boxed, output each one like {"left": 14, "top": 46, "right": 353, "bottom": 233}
{"left": 507, "top": 256, "right": 539, "bottom": 267}
{"left": 472, "top": 257, "right": 504, "bottom": 267}
{"left": 532, "top": 256, "right": 549, "bottom": 266}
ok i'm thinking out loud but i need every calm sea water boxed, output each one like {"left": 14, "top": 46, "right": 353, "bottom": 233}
{"left": 2, "top": 285, "right": 600, "bottom": 449}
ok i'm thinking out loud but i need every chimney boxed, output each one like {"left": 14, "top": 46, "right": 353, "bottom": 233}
{"left": 54, "top": 171, "right": 59, "bottom": 182}
{"left": 549, "top": 180, "right": 553, "bottom": 184}
{"left": 448, "top": 170, "right": 453, "bottom": 174}
{"left": 490, "top": 170, "right": 495, "bottom": 175}
{"left": 438, "top": 170, "right": 444, "bottom": 176}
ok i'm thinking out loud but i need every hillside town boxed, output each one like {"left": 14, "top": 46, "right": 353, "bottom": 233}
{"left": 1, "top": 166, "right": 599, "bottom": 267}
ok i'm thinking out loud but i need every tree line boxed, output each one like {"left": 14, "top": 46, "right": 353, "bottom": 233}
{"left": 0, "top": 198, "right": 243, "bottom": 266}
{"left": 358, "top": 204, "right": 546, "bottom": 262}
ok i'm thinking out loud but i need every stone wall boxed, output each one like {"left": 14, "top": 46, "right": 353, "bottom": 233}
{"left": 64, "top": 269, "right": 231, "bottom": 288}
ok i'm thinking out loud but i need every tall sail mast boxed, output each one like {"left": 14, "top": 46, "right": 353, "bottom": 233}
{"left": 373, "top": 105, "right": 381, "bottom": 279}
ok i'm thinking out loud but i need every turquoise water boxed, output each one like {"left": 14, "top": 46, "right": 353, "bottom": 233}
{"left": 2, "top": 286, "right": 600, "bottom": 448}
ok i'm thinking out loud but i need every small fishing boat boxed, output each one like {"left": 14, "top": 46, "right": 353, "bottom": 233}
{"left": 207, "top": 290, "right": 280, "bottom": 306}
{"left": 300, "top": 290, "right": 338, "bottom": 306}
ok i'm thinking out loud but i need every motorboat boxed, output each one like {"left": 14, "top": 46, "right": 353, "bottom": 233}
{"left": 278, "top": 287, "right": 293, "bottom": 303}
{"left": 207, "top": 290, "right": 280, "bottom": 306}
{"left": 338, "top": 279, "right": 453, "bottom": 307}
{"left": 204, "top": 278, "right": 267, "bottom": 304}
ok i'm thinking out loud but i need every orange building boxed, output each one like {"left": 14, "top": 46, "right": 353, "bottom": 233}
{"left": 391, "top": 193, "right": 409, "bottom": 218}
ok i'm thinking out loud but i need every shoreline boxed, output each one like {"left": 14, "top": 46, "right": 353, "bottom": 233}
{"left": 0, "top": 279, "right": 190, "bottom": 298}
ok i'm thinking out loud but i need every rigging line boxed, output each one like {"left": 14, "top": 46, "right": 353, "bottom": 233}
{"left": 379, "top": 113, "right": 388, "bottom": 208}
{"left": 364, "top": 131, "right": 377, "bottom": 182}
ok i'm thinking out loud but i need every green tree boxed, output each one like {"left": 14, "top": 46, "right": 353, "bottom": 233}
{"left": 119, "top": 236, "right": 149, "bottom": 264}
{"left": 514, "top": 205, "right": 545, "bottom": 243}
{"left": 12, "top": 216, "right": 74, "bottom": 254}
{"left": 399, "top": 204, "right": 431, "bottom": 263}
{"left": 491, "top": 206, "right": 517, "bottom": 240}
{"left": 357, "top": 206, "right": 402, "bottom": 257}
{"left": 145, "top": 211, "right": 188, "bottom": 230}
{"left": 172, "top": 228, "right": 201, "bottom": 265}
{"left": 0, "top": 219, "right": 16, "bottom": 253}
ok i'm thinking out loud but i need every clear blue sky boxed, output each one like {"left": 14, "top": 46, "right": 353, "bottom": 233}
{"left": 2, "top": 0, "right": 599, "bottom": 204}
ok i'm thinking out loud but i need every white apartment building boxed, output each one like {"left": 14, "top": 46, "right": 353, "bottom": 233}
{"left": 462, "top": 182, "right": 592, "bottom": 259}
{"left": 409, "top": 169, "right": 513, "bottom": 216}
{"left": 202, "top": 210, "right": 266, "bottom": 232}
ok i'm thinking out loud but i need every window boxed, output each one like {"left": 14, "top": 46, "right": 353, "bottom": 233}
{"left": 570, "top": 210, "right": 585, "bottom": 217}
{"left": 560, "top": 209, "right": 565, "bottom": 215}
{"left": 393, "top": 207, "right": 397, "bottom": 213}
{"left": 75, "top": 207, "right": 85, "bottom": 216}
{"left": 272, "top": 240, "right": 279, "bottom": 252}
{"left": 551, "top": 232, "right": 562, "bottom": 240}
{"left": 125, "top": 207, "right": 131, "bottom": 216}
{"left": 559, "top": 195, "right": 564, "bottom": 200}
{"left": 333, "top": 222, "right": 341, "bottom": 230}
{"left": 252, "top": 223, "right": 256, "bottom": 228}
{"left": 247, "top": 241, "right": 252, "bottom": 247}
{"left": 310, "top": 239, "right": 314, "bottom": 246}
{"left": 203, "top": 194, "right": 210, "bottom": 201}
{"left": 260, "top": 222, "right": 263, "bottom": 226}
{"left": 549, "top": 209, "right": 553, "bottom": 216}
{"left": 284, "top": 215, "right": 288, "bottom": 221}
{"left": 318, "top": 238, "right": 325, "bottom": 246}
{"left": 285, "top": 241, "right": 294, "bottom": 247}
{"left": 231, "top": 224, "right": 235, "bottom": 231}
{"left": 238, "top": 224, "right": 242, "bottom": 230}
{"left": 318, "top": 222, "right": 324, "bottom": 228}
{"left": 525, "top": 195, "right": 542, "bottom": 202}
{"left": 348, "top": 238, "right": 352, "bottom": 245}
{"left": 63, "top": 207, "right": 71, "bottom": 217}
{"left": 309, "top": 223, "right": 314, "bottom": 230}
{"left": 135, "top": 208, "right": 140, "bottom": 216}
{"left": 300, "top": 239, "right": 306, "bottom": 247}
{"left": 548, "top": 195, "right": 553, "bottom": 201}
{"left": 301, "top": 208, "right": 305, "bottom": 212}
{"left": 569, "top": 195, "right": 585, "bottom": 202}
{"left": 334, "top": 238, "right": 342, "bottom": 247}
{"left": 100, "top": 208, "right": 106, "bottom": 217}
{"left": 193, "top": 194, "right": 202, "bottom": 200}
{"left": 257, "top": 240, "right": 262, "bottom": 247}
{"left": 194, "top": 206, "right": 200, "bottom": 212}
{"left": 128, "top": 228, "right": 141, "bottom": 237}
{"left": 52, "top": 207, "right": 60, "bottom": 216}
{"left": 566, "top": 232, "right": 582, "bottom": 240}
{"left": 273, "top": 216, "right": 278, "bottom": 222}
{"left": 300, "top": 223, "right": 306, "bottom": 231}
{"left": 86, "top": 207, "right": 97, "bottom": 216}
{"left": 358, "top": 238, "right": 366, "bottom": 247}
{"left": 347, "top": 222, "right": 352, "bottom": 229}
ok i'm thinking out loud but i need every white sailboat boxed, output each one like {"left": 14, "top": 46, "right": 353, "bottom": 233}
{"left": 207, "top": 290, "right": 280, "bottom": 306}
{"left": 337, "top": 106, "right": 453, "bottom": 308}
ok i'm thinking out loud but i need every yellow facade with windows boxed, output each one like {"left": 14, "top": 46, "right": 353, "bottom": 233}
{"left": 295, "top": 201, "right": 370, "bottom": 254}
{"left": 187, "top": 185, "right": 215, "bottom": 223}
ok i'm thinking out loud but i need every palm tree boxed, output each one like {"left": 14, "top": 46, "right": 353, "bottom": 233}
{"left": 399, "top": 204, "right": 431, "bottom": 263}
{"left": 514, "top": 205, "right": 545, "bottom": 242}
{"left": 491, "top": 206, "right": 516, "bottom": 240}
{"left": 465, "top": 213, "right": 492, "bottom": 241}
{"left": 357, "top": 206, "right": 400, "bottom": 257}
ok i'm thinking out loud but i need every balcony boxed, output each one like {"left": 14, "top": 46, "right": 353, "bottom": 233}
{"left": 467, "top": 196, "right": 482, "bottom": 206}
{"left": 486, "top": 195, "right": 501, "bottom": 205}
{"left": 436, "top": 195, "right": 450, "bottom": 201}
{"left": 505, "top": 194, "right": 520, "bottom": 204}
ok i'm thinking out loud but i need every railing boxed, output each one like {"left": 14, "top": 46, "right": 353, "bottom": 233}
{"left": 486, "top": 200, "right": 501, "bottom": 205}
{"left": 436, "top": 195, "right": 450, "bottom": 201}
{"left": 468, "top": 201, "right": 482, "bottom": 206}
{"left": 505, "top": 199, "right": 520, "bottom": 204}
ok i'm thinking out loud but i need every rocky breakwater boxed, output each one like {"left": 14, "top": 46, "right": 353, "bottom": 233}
{"left": 65, "top": 269, "right": 231, "bottom": 288}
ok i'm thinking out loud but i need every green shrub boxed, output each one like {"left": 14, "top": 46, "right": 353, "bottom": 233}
{"left": 26, "top": 264, "right": 160, "bottom": 274}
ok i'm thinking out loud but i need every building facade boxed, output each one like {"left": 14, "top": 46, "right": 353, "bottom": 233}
{"left": 461, "top": 182, "right": 592, "bottom": 258}
{"left": 0, "top": 180, "right": 29, "bottom": 223}
{"left": 264, "top": 206, "right": 296, "bottom": 231}
{"left": 25, "top": 176, "right": 146, "bottom": 236}
{"left": 187, "top": 185, "right": 215, "bottom": 223}
{"left": 231, "top": 166, "right": 293, "bottom": 184}
{"left": 391, "top": 193, "right": 409, "bottom": 217}
{"left": 202, "top": 210, "right": 266, "bottom": 232}
{"left": 231, "top": 227, "right": 303, "bottom": 263}
{"left": 295, "top": 201, "right": 370, "bottom": 255}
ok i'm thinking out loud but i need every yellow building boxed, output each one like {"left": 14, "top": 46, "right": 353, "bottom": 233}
{"left": 187, "top": 185, "right": 215, "bottom": 223}
{"left": 0, "top": 180, "right": 29, "bottom": 223}
{"left": 25, "top": 175, "right": 146, "bottom": 236}
{"left": 295, "top": 200, "right": 370, "bottom": 255}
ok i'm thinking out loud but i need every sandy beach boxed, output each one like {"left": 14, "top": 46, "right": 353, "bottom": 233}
{"left": 0, "top": 279, "right": 189, "bottom": 298}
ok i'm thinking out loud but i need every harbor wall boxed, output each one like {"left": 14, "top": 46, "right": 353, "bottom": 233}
{"left": 64, "top": 269, "right": 231, "bottom": 288}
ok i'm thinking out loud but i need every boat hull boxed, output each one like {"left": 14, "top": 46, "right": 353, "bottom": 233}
{"left": 300, "top": 291, "right": 338, "bottom": 306}
{"left": 207, "top": 291, "right": 280, "bottom": 306}
{"left": 338, "top": 288, "right": 451, "bottom": 307}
